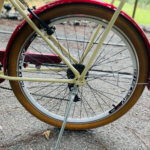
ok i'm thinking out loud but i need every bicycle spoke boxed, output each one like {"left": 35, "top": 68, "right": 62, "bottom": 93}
{"left": 37, "top": 83, "right": 66, "bottom": 101}
{"left": 85, "top": 84, "right": 122, "bottom": 98}
{"left": 80, "top": 27, "right": 105, "bottom": 63}
{"left": 78, "top": 90, "right": 89, "bottom": 118}
{"left": 44, "top": 85, "right": 68, "bottom": 108}
{"left": 100, "top": 56, "right": 130, "bottom": 65}
{"left": 92, "top": 33, "right": 116, "bottom": 67}
{"left": 72, "top": 102, "right": 76, "bottom": 118}
{"left": 78, "top": 89, "right": 96, "bottom": 116}
{"left": 87, "top": 85, "right": 105, "bottom": 112}
{"left": 86, "top": 83, "right": 117, "bottom": 105}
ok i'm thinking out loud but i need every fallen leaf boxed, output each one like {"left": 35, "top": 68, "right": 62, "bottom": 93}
{"left": 42, "top": 130, "right": 51, "bottom": 139}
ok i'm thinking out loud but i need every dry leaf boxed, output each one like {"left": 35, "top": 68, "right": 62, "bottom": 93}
{"left": 42, "top": 130, "right": 51, "bottom": 139}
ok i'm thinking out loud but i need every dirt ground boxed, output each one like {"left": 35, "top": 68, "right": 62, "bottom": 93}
{"left": 0, "top": 18, "right": 150, "bottom": 150}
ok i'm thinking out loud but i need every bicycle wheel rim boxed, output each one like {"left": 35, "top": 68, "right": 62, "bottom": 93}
{"left": 15, "top": 14, "right": 139, "bottom": 124}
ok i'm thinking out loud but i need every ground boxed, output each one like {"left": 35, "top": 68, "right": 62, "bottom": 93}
{"left": 0, "top": 18, "right": 150, "bottom": 150}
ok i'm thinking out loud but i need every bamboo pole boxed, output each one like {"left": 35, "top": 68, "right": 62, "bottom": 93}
{"left": 0, "top": 0, "right": 4, "bottom": 16}
{"left": 132, "top": 0, "right": 138, "bottom": 18}
{"left": 111, "top": 0, "right": 115, "bottom": 5}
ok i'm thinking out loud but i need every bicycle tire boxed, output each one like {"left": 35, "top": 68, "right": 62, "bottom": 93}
{"left": 8, "top": 3, "right": 148, "bottom": 130}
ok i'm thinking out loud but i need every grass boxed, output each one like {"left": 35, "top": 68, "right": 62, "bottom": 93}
{"left": 102, "top": 0, "right": 150, "bottom": 25}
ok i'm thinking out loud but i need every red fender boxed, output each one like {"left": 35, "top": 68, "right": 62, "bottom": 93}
{"left": 3, "top": 0, "right": 150, "bottom": 89}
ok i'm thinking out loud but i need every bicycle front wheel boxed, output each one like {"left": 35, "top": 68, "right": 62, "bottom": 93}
{"left": 8, "top": 3, "right": 148, "bottom": 130}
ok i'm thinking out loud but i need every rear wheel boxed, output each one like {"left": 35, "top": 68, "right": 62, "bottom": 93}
{"left": 8, "top": 4, "right": 148, "bottom": 130}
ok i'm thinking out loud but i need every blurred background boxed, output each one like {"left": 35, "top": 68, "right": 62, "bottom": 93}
{"left": 2, "top": 0, "right": 150, "bottom": 25}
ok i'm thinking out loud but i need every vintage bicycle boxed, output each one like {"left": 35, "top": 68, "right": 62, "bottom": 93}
{"left": 0, "top": 0, "right": 150, "bottom": 149}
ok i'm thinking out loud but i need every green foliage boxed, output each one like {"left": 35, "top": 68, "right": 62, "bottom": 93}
{"left": 126, "top": 0, "right": 150, "bottom": 9}
{"left": 102, "top": 0, "right": 150, "bottom": 25}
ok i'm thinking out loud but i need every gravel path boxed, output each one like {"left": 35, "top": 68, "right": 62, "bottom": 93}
{"left": 0, "top": 18, "right": 150, "bottom": 150}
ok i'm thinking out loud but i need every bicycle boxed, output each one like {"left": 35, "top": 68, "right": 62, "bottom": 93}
{"left": 0, "top": 0, "right": 150, "bottom": 149}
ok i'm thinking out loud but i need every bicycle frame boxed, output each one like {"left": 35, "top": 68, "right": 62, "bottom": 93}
{"left": 0, "top": 0, "right": 126, "bottom": 85}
